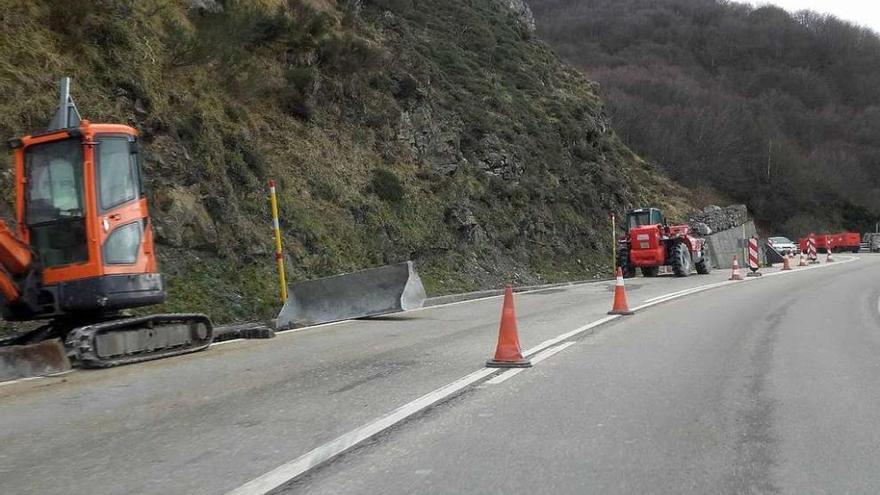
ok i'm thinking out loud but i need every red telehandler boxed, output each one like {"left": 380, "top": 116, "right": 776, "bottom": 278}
{"left": 0, "top": 78, "right": 212, "bottom": 368}
{"left": 617, "top": 207, "right": 711, "bottom": 278}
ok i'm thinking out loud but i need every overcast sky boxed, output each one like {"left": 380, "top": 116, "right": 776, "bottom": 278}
{"left": 750, "top": 1, "right": 880, "bottom": 33}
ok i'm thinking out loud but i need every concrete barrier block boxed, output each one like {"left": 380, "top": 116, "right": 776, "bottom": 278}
{"left": 705, "top": 221, "right": 757, "bottom": 269}
{"left": 277, "top": 261, "right": 427, "bottom": 329}
{"left": 0, "top": 338, "right": 71, "bottom": 382}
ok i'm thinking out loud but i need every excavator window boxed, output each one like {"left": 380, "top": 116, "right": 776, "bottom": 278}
{"left": 97, "top": 136, "right": 140, "bottom": 211}
{"left": 24, "top": 138, "right": 88, "bottom": 267}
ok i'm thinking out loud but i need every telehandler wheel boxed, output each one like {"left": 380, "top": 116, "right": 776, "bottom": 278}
{"left": 695, "top": 249, "right": 711, "bottom": 274}
{"left": 617, "top": 249, "right": 636, "bottom": 278}
{"left": 671, "top": 242, "right": 693, "bottom": 277}
{"left": 641, "top": 266, "right": 660, "bottom": 277}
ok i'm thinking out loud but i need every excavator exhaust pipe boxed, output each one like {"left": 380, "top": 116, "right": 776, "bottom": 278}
{"left": 276, "top": 261, "right": 427, "bottom": 329}
{"left": 0, "top": 338, "right": 70, "bottom": 382}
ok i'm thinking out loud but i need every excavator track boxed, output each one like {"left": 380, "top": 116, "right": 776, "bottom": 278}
{"left": 64, "top": 313, "right": 212, "bottom": 368}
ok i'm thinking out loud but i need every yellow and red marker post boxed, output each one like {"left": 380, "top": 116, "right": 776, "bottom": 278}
{"left": 611, "top": 212, "right": 617, "bottom": 275}
{"left": 268, "top": 180, "right": 288, "bottom": 304}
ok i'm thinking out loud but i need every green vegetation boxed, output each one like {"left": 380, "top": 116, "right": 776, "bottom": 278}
{"left": 532, "top": 0, "right": 880, "bottom": 236}
{"left": 0, "top": 0, "right": 687, "bottom": 323}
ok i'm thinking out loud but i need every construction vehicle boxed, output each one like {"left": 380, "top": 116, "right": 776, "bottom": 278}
{"left": 863, "top": 233, "right": 880, "bottom": 253}
{"left": 616, "top": 207, "right": 710, "bottom": 278}
{"left": 0, "top": 78, "right": 212, "bottom": 368}
{"left": 827, "top": 232, "right": 861, "bottom": 253}
{"left": 798, "top": 232, "right": 861, "bottom": 254}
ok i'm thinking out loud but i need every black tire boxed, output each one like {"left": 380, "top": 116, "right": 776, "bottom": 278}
{"left": 695, "top": 247, "right": 711, "bottom": 274}
{"left": 853, "top": 248, "right": 860, "bottom": 254}
{"left": 671, "top": 241, "right": 693, "bottom": 277}
{"left": 641, "top": 266, "right": 660, "bottom": 277}
{"left": 617, "top": 248, "right": 636, "bottom": 278}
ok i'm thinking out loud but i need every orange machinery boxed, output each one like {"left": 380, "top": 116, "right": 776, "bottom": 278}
{"left": 0, "top": 78, "right": 211, "bottom": 367}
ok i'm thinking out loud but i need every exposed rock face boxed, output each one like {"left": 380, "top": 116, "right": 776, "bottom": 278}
{"left": 397, "top": 106, "right": 466, "bottom": 175}
{"left": 152, "top": 186, "right": 218, "bottom": 252}
{"left": 504, "top": 0, "right": 536, "bottom": 32}
{"left": 688, "top": 204, "right": 749, "bottom": 234}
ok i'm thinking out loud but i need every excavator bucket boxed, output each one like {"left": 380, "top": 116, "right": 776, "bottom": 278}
{"left": 0, "top": 338, "right": 70, "bottom": 382}
{"left": 277, "top": 261, "right": 427, "bottom": 329}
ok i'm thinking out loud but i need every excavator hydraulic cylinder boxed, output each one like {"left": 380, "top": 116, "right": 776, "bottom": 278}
{"left": 0, "top": 220, "right": 32, "bottom": 275}
{"left": 0, "top": 270, "right": 20, "bottom": 303}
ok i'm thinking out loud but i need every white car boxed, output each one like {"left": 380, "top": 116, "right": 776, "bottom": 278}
{"left": 767, "top": 236, "right": 798, "bottom": 255}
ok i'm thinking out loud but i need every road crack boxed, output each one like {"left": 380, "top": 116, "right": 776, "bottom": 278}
{"left": 724, "top": 298, "right": 793, "bottom": 494}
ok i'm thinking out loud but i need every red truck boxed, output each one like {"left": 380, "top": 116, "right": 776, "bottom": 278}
{"left": 798, "top": 232, "right": 861, "bottom": 253}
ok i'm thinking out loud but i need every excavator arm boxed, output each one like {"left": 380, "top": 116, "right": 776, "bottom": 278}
{"left": 0, "top": 219, "right": 35, "bottom": 307}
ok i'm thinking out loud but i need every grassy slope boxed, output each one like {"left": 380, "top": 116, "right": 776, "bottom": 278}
{"left": 0, "top": 0, "right": 690, "bottom": 323}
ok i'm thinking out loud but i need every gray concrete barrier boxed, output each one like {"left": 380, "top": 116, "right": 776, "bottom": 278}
{"left": 0, "top": 338, "right": 70, "bottom": 382}
{"left": 277, "top": 261, "right": 427, "bottom": 329}
{"left": 704, "top": 220, "right": 757, "bottom": 269}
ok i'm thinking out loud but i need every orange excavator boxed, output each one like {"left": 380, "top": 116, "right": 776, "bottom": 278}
{"left": 0, "top": 78, "right": 212, "bottom": 367}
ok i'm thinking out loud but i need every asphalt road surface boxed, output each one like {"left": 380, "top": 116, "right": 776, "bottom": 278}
{"left": 1, "top": 255, "right": 875, "bottom": 494}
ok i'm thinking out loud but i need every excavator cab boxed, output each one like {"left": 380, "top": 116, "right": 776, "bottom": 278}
{"left": 0, "top": 78, "right": 211, "bottom": 369}
{"left": 5, "top": 82, "right": 163, "bottom": 320}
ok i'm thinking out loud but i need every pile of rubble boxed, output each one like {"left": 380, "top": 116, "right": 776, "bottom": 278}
{"left": 688, "top": 204, "right": 749, "bottom": 235}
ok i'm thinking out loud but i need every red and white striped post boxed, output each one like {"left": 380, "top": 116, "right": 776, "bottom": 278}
{"left": 808, "top": 234, "right": 819, "bottom": 264}
{"left": 746, "top": 236, "right": 762, "bottom": 277}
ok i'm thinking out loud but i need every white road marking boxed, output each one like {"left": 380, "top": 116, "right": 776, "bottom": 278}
{"left": 522, "top": 315, "right": 620, "bottom": 357}
{"left": 642, "top": 286, "right": 707, "bottom": 303}
{"left": 224, "top": 367, "right": 496, "bottom": 495}
{"left": 275, "top": 319, "right": 350, "bottom": 335}
{"left": 0, "top": 369, "right": 74, "bottom": 388}
{"left": 210, "top": 338, "right": 246, "bottom": 347}
{"left": 487, "top": 342, "right": 577, "bottom": 385}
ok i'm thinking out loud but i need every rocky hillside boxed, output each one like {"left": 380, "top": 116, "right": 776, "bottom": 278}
{"left": 0, "top": 0, "right": 690, "bottom": 322}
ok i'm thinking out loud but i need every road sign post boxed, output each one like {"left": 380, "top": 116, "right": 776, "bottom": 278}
{"left": 746, "top": 236, "right": 762, "bottom": 277}
{"left": 611, "top": 212, "right": 617, "bottom": 275}
{"left": 808, "top": 234, "right": 819, "bottom": 264}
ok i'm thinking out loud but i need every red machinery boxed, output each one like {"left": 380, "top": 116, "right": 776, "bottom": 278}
{"left": 617, "top": 207, "right": 710, "bottom": 278}
{"left": 798, "top": 232, "right": 861, "bottom": 254}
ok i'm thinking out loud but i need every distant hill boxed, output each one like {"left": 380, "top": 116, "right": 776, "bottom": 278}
{"left": 531, "top": 0, "right": 880, "bottom": 236}
{"left": 0, "top": 0, "right": 687, "bottom": 322}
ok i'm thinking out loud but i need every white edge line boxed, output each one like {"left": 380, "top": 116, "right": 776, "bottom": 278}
{"left": 210, "top": 338, "right": 246, "bottom": 347}
{"left": 275, "top": 319, "right": 350, "bottom": 335}
{"left": 0, "top": 369, "right": 74, "bottom": 387}
{"left": 487, "top": 341, "right": 577, "bottom": 385}
{"left": 224, "top": 367, "right": 496, "bottom": 495}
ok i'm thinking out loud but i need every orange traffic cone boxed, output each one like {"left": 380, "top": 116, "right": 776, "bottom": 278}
{"left": 486, "top": 286, "right": 532, "bottom": 368}
{"left": 607, "top": 267, "right": 634, "bottom": 315}
{"left": 798, "top": 253, "right": 807, "bottom": 266}
{"left": 826, "top": 249, "right": 835, "bottom": 263}
{"left": 781, "top": 254, "right": 792, "bottom": 271}
{"left": 729, "top": 256, "right": 744, "bottom": 281}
